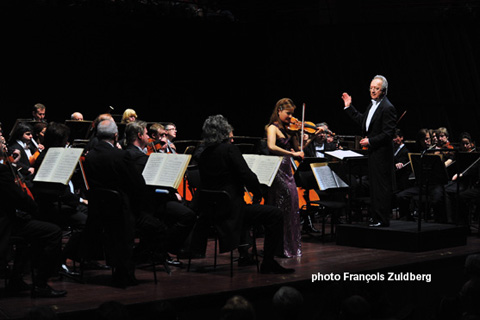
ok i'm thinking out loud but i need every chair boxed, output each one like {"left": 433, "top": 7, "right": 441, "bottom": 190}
{"left": 187, "top": 189, "right": 236, "bottom": 277}
{"left": 3, "top": 236, "right": 35, "bottom": 290}
{"left": 82, "top": 188, "right": 159, "bottom": 284}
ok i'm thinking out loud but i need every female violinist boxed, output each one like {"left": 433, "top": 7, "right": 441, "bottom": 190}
{"left": 265, "top": 98, "right": 303, "bottom": 258}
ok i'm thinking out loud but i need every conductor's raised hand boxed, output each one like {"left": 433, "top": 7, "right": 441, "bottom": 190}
{"left": 341, "top": 92, "right": 352, "bottom": 108}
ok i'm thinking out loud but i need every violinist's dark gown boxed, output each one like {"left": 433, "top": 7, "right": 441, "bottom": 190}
{"left": 266, "top": 125, "right": 302, "bottom": 257}
{"left": 345, "top": 97, "right": 397, "bottom": 226}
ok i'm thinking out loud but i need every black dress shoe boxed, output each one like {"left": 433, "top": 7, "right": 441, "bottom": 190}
{"left": 59, "top": 264, "right": 80, "bottom": 277}
{"left": 260, "top": 259, "right": 295, "bottom": 274}
{"left": 166, "top": 254, "right": 183, "bottom": 266}
{"left": 369, "top": 222, "right": 389, "bottom": 227}
{"left": 31, "top": 285, "right": 67, "bottom": 298}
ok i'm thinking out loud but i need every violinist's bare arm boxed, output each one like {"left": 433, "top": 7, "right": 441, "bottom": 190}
{"left": 266, "top": 125, "right": 304, "bottom": 158}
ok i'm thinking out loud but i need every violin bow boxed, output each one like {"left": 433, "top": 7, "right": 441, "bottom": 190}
{"left": 300, "top": 103, "right": 306, "bottom": 151}
{"left": 397, "top": 110, "right": 407, "bottom": 124}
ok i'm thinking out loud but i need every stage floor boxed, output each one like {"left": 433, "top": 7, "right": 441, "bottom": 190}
{"left": 1, "top": 228, "right": 479, "bottom": 320}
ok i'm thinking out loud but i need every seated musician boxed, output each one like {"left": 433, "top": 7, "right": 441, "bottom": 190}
{"left": 164, "top": 122, "right": 178, "bottom": 153}
{"left": 83, "top": 119, "right": 167, "bottom": 287}
{"left": 190, "top": 114, "right": 294, "bottom": 274}
{"left": 8, "top": 122, "right": 40, "bottom": 188}
{"left": 33, "top": 122, "right": 88, "bottom": 228}
{"left": 32, "top": 103, "right": 47, "bottom": 122}
{"left": 395, "top": 127, "right": 451, "bottom": 222}
{"left": 303, "top": 122, "right": 337, "bottom": 158}
{"left": 446, "top": 151, "right": 480, "bottom": 227}
{"left": 84, "top": 113, "right": 121, "bottom": 153}
{"left": 0, "top": 138, "right": 66, "bottom": 298}
{"left": 124, "top": 121, "right": 196, "bottom": 265}
{"left": 436, "top": 127, "right": 455, "bottom": 167}
{"left": 147, "top": 122, "right": 170, "bottom": 154}
{"left": 393, "top": 128, "right": 412, "bottom": 193}
{"left": 459, "top": 132, "right": 476, "bottom": 153}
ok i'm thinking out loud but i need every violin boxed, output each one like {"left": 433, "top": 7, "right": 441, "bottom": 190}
{"left": 146, "top": 138, "right": 166, "bottom": 155}
{"left": 286, "top": 117, "right": 317, "bottom": 134}
{"left": 0, "top": 148, "right": 35, "bottom": 200}
{"left": 286, "top": 117, "right": 335, "bottom": 136}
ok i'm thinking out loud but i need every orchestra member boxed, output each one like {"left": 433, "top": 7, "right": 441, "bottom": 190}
{"left": 341, "top": 75, "right": 396, "bottom": 227}
{"left": 84, "top": 113, "right": 120, "bottom": 152}
{"left": 83, "top": 119, "right": 166, "bottom": 287}
{"left": 164, "top": 122, "right": 178, "bottom": 153}
{"left": 121, "top": 108, "right": 138, "bottom": 124}
{"left": 393, "top": 128, "right": 411, "bottom": 192}
{"left": 459, "top": 132, "right": 476, "bottom": 152}
{"left": 447, "top": 154, "right": 480, "bottom": 227}
{"left": 395, "top": 127, "right": 452, "bottom": 223}
{"left": 8, "top": 122, "right": 39, "bottom": 187}
{"left": 0, "top": 139, "right": 66, "bottom": 298}
{"left": 32, "top": 103, "right": 46, "bottom": 122}
{"left": 303, "top": 122, "right": 337, "bottom": 158}
{"left": 192, "top": 114, "right": 294, "bottom": 273}
{"left": 265, "top": 98, "right": 304, "bottom": 257}
{"left": 125, "top": 121, "right": 195, "bottom": 265}
{"left": 147, "top": 123, "right": 169, "bottom": 154}
{"left": 70, "top": 112, "right": 84, "bottom": 121}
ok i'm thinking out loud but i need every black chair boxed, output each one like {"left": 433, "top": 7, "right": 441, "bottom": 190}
{"left": 187, "top": 189, "right": 236, "bottom": 277}
{"left": 82, "top": 188, "right": 160, "bottom": 284}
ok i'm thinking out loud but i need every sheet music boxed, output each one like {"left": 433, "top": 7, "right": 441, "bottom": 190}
{"left": 311, "top": 163, "right": 349, "bottom": 190}
{"left": 34, "top": 147, "right": 83, "bottom": 184}
{"left": 243, "top": 154, "right": 283, "bottom": 187}
{"left": 142, "top": 153, "right": 191, "bottom": 188}
{"left": 325, "top": 150, "right": 364, "bottom": 160}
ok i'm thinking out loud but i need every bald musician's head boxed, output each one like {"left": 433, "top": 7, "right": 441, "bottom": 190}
{"left": 96, "top": 119, "right": 118, "bottom": 142}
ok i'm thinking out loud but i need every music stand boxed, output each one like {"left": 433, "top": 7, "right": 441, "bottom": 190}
{"left": 294, "top": 157, "right": 348, "bottom": 240}
{"left": 8, "top": 119, "right": 44, "bottom": 139}
{"left": 409, "top": 153, "right": 449, "bottom": 231}
{"left": 65, "top": 120, "right": 93, "bottom": 142}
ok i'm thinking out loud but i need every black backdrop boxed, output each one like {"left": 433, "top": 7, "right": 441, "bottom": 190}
{"left": 2, "top": 1, "right": 480, "bottom": 144}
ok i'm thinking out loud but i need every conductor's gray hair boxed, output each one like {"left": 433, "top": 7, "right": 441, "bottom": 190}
{"left": 97, "top": 119, "right": 118, "bottom": 140}
{"left": 373, "top": 75, "right": 388, "bottom": 95}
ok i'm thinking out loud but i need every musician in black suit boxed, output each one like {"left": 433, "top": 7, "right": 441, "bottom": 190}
{"left": 393, "top": 128, "right": 411, "bottom": 192}
{"left": 0, "top": 142, "right": 66, "bottom": 298}
{"left": 8, "top": 122, "right": 38, "bottom": 187}
{"left": 190, "top": 114, "right": 294, "bottom": 274}
{"left": 303, "top": 122, "right": 337, "bottom": 158}
{"left": 341, "top": 75, "right": 397, "bottom": 227}
{"left": 124, "top": 121, "right": 195, "bottom": 264}
{"left": 83, "top": 119, "right": 167, "bottom": 287}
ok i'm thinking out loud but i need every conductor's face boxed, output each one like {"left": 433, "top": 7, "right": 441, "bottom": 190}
{"left": 369, "top": 79, "right": 384, "bottom": 100}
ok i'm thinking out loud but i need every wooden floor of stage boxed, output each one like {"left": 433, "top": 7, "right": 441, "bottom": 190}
{"left": 1, "top": 227, "right": 480, "bottom": 320}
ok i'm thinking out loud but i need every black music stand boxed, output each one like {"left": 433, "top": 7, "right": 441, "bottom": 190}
{"left": 8, "top": 119, "right": 44, "bottom": 139}
{"left": 294, "top": 158, "right": 348, "bottom": 241}
{"left": 65, "top": 120, "right": 93, "bottom": 143}
{"left": 409, "top": 153, "right": 449, "bottom": 231}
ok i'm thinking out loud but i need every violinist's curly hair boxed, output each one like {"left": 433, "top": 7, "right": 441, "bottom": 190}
{"left": 266, "top": 98, "right": 296, "bottom": 131}
{"left": 202, "top": 114, "right": 233, "bottom": 145}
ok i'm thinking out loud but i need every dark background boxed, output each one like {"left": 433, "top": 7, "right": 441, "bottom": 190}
{"left": 2, "top": 0, "right": 480, "bottom": 144}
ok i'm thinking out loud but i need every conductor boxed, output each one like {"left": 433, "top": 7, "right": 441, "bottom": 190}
{"left": 341, "top": 75, "right": 397, "bottom": 227}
